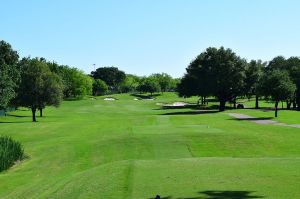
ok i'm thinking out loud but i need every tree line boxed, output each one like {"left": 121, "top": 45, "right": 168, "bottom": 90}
{"left": 0, "top": 41, "right": 93, "bottom": 121}
{"left": 0, "top": 40, "right": 178, "bottom": 121}
{"left": 177, "top": 47, "right": 300, "bottom": 117}
{"left": 90, "top": 67, "right": 179, "bottom": 96}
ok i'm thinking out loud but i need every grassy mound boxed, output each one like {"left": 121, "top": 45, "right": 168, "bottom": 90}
{"left": 0, "top": 136, "right": 24, "bottom": 172}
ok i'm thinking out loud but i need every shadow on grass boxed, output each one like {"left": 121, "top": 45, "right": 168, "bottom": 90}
{"left": 6, "top": 114, "right": 30, "bottom": 118}
{"left": 131, "top": 93, "right": 161, "bottom": 99}
{"left": 161, "top": 110, "right": 220, "bottom": 115}
{"left": 161, "top": 104, "right": 200, "bottom": 110}
{"left": 228, "top": 117, "right": 273, "bottom": 121}
{"left": 149, "top": 190, "right": 264, "bottom": 199}
{"left": 197, "top": 190, "right": 264, "bottom": 199}
{"left": 0, "top": 121, "right": 31, "bottom": 123}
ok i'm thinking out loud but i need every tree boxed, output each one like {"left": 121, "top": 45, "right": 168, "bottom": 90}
{"left": 170, "top": 78, "right": 180, "bottom": 91}
{"left": 137, "top": 77, "right": 161, "bottom": 96}
{"left": 266, "top": 56, "right": 300, "bottom": 110}
{"left": 93, "top": 79, "right": 108, "bottom": 96}
{"left": 261, "top": 70, "right": 296, "bottom": 117}
{"left": 244, "top": 60, "right": 265, "bottom": 109}
{"left": 178, "top": 47, "right": 246, "bottom": 111}
{"left": 285, "top": 57, "right": 300, "bottom": 110}
{"left": 91, "top": 67, "right": 126, "bottom": 91}
{"left": 48, "top": 64, "right": 93, "bottom": 99}
{"left": 150, "top": 73, "right": 173, "bottom": 92}
{"left": 16, "top": 58, "right": 63, "bottom": 122}
{"left": 177, "top": 74, "right": 199, "bottom": 98}
{"left": 0, "top": 41, "right": 20, "bottom": 109}
{"left": 120, "top": 74, "right": 140, "bottom": 93}
{"left": 37, "top": 73, "right": 63, "bottom": 117}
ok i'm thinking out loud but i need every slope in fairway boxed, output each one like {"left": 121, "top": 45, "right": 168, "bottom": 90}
{"left": 0, "top": 93, "right": 300, "bottom": 198}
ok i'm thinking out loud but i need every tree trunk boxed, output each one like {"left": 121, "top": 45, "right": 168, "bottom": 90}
{"left": 292, "top": 100, "right": 296, "bottom": 109}
{"left": 275, "top": 101, "right": 279, "bottom": 117}
{"left": 286, "top": 100, "right": 291, "bottom": 110}
{"left": 39, "top": 108, "right": 43, "bottom": 117}
{"left": 219, "top": 100, "right": 226, "bottom": 112}
{"left": 255, "top": 95, "right": 259, "bottom": 109}
{"left": 32, "top": 107, "right": 37, "bottom": 122}
{"left": 233, "top": 98, "right": 237, "bottom": 109}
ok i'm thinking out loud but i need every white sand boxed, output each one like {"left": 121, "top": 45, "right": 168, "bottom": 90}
{"left": 163, "top": 102, "right": 188, "bottom": 107}
{"left": 104, "top": 98, "right": 116, "bottom": 101}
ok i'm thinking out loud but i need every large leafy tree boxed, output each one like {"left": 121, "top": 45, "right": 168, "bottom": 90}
{"left": 137, "top": 77, "right": 161, "bottom": 96}
{"left": 150, "top": 73, "right": 173, "bottom": 92}
{"left": 285, "top": 57, "right": 300, "bottom": 110}
{"left": 178, "top": 47, "right": 246, "bottom": 111}
{"left": 48, "top": 62, "right": 93, "bottom": 99}
{"left": 244, "top": 60, "right": 266, "bottom": 109}
{"left": 93, "top": 79, "right": 108, "bottom": 96}
{"left": 0, "top": 40, "right": 20, "bottom": 109}
{"left": 177, "top": 74, "right": 199, "bottom": 97}
{"left": 261, "top": 70, "right": 296, "bottom": 117}
{"left": 91, "top": 66, "right": 125, "bottom": 91}
{"left": 266, "top": 56, "right": 300, "bottom": 110}
{"left": 120, "top": 74, "right": 140, "bottom": 93}
{"left": 16, "top": 58, "right": 63, "bottom": 122}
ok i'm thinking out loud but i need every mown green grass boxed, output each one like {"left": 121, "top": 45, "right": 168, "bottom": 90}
{"left": 0, "top": 93, "right": 299, "bottom": 198}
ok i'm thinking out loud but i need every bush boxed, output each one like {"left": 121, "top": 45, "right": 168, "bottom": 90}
{"left": 0, "top": 136, "right": 24, "bottom": 172}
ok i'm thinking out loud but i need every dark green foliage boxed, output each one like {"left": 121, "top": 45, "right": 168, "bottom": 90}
{"left": 178, "top": 47, "right": 246, "bottom": 111}
{"left": 91, "top": 66, "right": 126, "bottom": 91}
{"left": 16, "top": 58, "right": 63, "bottom": 121}
{"left": 93, "top": 79, "right": 108, "bottom": 96}
{"left": 137, "top": 77, "right": 161, "bottom": 95}
{"left": 0, "top": 40, "right": 20, "bottom": 109}
{"left": 150, "top": 73, "right": 173, "bottom": 92}
{"left": 266, "top": 56, "right": 300, "bottom": 110}
{"left": 244, "top": 60, "right": 266, "bottom": 108}
{"left": 120, "top": 74, "right": 140, "bottom": 93}
{"left": 261, "top": 70, "right": 296, "bottom": 117}
{"left": 0, "top": 136, "right": 24, "bottom": 172}
{"left": 177, "top": 74, "right": 199, "bottom": 97}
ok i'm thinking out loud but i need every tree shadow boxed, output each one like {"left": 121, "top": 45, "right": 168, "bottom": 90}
{"left": 148, "top": 196, "right": 172, "bottom": 199}
{"left": 148, "top": 190, "right": 264, "bottom": 199}
{"left": 228, "top": 117, "right": 273, "bottom": 121}
{"left": 161, "top": 104, "right": 201, "bottom": 110}
{"left": 197, "top": 190, "right": 264, "bottom": 199}
{"left": 6, "top": 114, "right": 30, "bottom": 118}
{"left": 161, "top": 110, "right": 220, "bottom": 115}
{"left": 0, "top": 121, "right": 31, "bottom": 123}
{"left": 131, "top": 93, "right": 161, "bottom": 99}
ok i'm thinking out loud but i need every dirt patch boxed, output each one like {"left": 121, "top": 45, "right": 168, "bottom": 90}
{"left": 228, "top": 113, "right": 300, "bottom": 128}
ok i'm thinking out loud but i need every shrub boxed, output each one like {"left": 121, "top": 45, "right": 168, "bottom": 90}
{"left": 0, "top": 136, "right": 24, "bottom": 172}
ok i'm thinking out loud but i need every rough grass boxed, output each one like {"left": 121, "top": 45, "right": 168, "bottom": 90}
{"left": 0, "top": 92, "right": 299, "bottom": 198}
{"left": 0, "top": 136, "right": 24, "bottom": 172}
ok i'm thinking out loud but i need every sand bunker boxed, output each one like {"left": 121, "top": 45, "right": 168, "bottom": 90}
{"left": 104, "top": 97, "right": 116, "bottom": 101}
{"left": 228, "top": 113, "right": 300, "bottom": 128}
{"left": 163, "top": 102, "right": 188, "bottom": 107}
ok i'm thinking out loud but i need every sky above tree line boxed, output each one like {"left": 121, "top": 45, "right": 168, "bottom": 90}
{"left": 1, "top": 0, "right": 300, "bottom": 77}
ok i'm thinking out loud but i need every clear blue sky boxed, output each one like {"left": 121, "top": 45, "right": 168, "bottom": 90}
{"left": 1, "top": 0, "right": 300, "bottom": 77}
